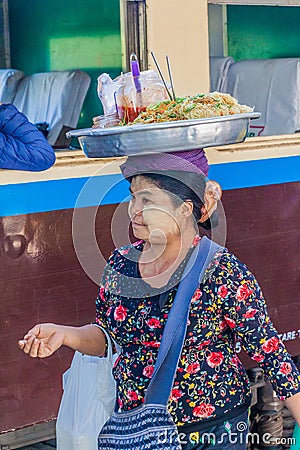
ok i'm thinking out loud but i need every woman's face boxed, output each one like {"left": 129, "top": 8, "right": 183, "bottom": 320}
{"left": 128, "top": 176, "right": 186, "bottom": 244}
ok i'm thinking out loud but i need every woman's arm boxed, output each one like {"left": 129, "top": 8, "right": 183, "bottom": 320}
{"left": 18, "top": 323, "right": 106, "bottom": 358}
{"left": 285, "top": 392, "right": 300, "bottom": 427}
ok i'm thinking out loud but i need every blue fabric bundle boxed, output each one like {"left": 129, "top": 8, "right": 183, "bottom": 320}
{"left": 0, "top": 103, "right": 55, "bottom": 171}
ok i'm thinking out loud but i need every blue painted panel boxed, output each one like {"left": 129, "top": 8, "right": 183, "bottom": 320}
{"left": 0, "top": 156, "right": 299, "bottom": 217}
{"left": 0, "top": 174, "right": 128, "bottom": 217}
{"left": 209, "top": 156, "right": 300, "bottom": 190}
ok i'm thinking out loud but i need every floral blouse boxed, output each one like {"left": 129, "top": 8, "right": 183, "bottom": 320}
{"left": 95, "top": 238, "right": 300, "bottom": 427}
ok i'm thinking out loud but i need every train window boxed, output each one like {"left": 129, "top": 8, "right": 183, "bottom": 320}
{"left": 208, "top": 3, "right": 300, "bottom": 137}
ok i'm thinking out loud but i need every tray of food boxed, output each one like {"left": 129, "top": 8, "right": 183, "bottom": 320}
{"left": 67, "top": 93, "right": 260, "bottom": 158}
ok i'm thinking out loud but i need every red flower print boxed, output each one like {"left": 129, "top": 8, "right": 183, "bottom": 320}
{"left": 99, "top": 287, "right": 106, "bottom": 300}
{"left": 146, "top": 318, "right": 161, "bottom": 329}
{"left": 114, "top": 304, "right": 127, "bottom": 322}
{"left": 126, "top": 390, "right": 139, "bottom": 401}
{"left": 170, "top": 388, "right": 183, "bottom": 401}
{"left": 192, "top": 235, "right": 201, "bottom": 246}
{"left": 191, "top": 289, "right": 202, "bottom": 302}
{"left": 224, "top": 316, "right": 236, "bottom": 329}
{"left": 119, "top": 248, "right": 129, "bottom": 255}
{"left": 186, "top": 362, "right": 201, "bottom": 374}
{"left": 279, "top": 362, "right": 292, "bottom": 375}
{"left": 236, "top": 284, "right": 252, "bottom": 302}
{"left": 262, "top": 337, "right": 279, "bottom": 354}
{"left": 231, "top": 355, "right": 240, "bottom": 366}
{"left": 192, "top": 403, "right": 215, "bottom": 418}
{"left": 252, "top": 353, "right": 265, "bottom": 363}
{"left": 219, "top": 320, "right": 228, "bottom": 332}
{"left": 133, "top": 240, "right": 143, "bottom": 246}
{"left": 207, "top": 352, "right": 224, "bottom": 368}
{"left": 143, "top": 365, "right": 155, "bottom": 378}
{"left": 142, "top": 341, "right": 160, "bottom": 348}
{"left": 218, "top": 285, "right": 228, "bottom": 298}
{"left": 198, "top": 340, "right": 211, "bottom": 350}
{"left": 243, "top": 308, "right": 258, "bottom": 319}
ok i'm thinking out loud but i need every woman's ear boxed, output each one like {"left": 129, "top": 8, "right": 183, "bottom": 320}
{"left": 181, "top": 200, "right": 194, "bottom": 218}
{"left": 199, "top": 180, "right": 222, "bottom": 224}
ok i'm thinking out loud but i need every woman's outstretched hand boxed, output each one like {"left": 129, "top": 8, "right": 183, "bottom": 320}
{"left": 18, "top": 323, "right": 65, "bottom": 358}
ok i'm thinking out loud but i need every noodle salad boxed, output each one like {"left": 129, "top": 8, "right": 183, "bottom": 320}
{"left": 129, "top": 92, "right": 253, "bottom": 125}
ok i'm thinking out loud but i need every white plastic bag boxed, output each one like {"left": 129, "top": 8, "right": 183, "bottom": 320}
{"left": 56, "top": 328, "right": 118, "bottom": 450}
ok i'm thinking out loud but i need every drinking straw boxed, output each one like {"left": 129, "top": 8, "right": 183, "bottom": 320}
{"left": 150, "top": 51, "right": 173, "bottom": 101}
{"left": 130, "top": 53, "right": 142, "bottom": 93}
{"left": 130, "top": 53, "right": 144, "bottom": 111}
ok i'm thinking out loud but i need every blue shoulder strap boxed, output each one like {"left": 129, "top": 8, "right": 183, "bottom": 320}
{"left": 145, "top": 236, "right": 223, "bottom": 405}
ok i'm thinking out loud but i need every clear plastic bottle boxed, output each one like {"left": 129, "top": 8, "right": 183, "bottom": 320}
{"left": 92, "top": 113, "right": 120, "bottom": 128}
{"left": 115, "top": 70, "right": 169, "bottom": 123}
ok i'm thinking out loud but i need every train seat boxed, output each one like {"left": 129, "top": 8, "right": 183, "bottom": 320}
{"left": 0, "top": 69, "right": 24, "bottom": 103}
{"left": 13, "top": 70, "right": 91, "bottom": 145}
{"left": 209, "top": 56, "right": 234, "bottom": 92}
{"left": 223, "top": 58, "right": 300, "bottom": 136}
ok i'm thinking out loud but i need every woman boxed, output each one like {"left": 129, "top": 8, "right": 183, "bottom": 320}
{"left": 18, "top": 149, "right": 300, "bottom": 449}
{"left": 0, "top": 103, "right": 55, "bottom": 171}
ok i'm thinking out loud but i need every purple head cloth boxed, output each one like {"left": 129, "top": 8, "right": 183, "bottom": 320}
{"left": 120, "top": 148, "right": 209, "bottom": 179}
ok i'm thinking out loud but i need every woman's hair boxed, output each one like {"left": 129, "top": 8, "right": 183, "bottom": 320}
{"left": 130, "top": 171, "right": 218, "bottom": 230}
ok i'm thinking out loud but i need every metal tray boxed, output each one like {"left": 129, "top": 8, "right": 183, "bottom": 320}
{"left": 67, "top": 112, "right": 260, "bottom": 158}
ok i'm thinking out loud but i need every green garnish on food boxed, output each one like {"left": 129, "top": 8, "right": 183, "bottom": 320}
{"left": 185, "top": 104, "right": 196, "bottom": 112}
